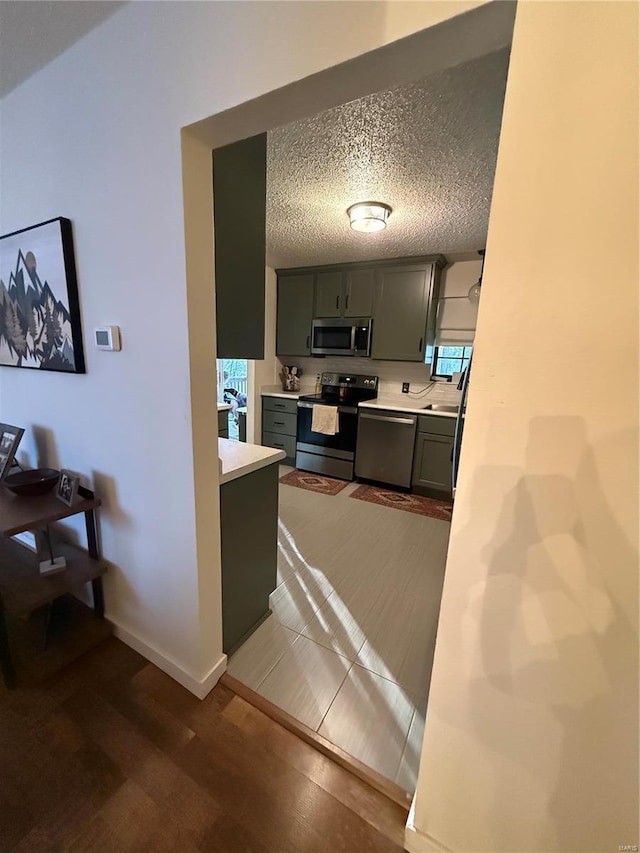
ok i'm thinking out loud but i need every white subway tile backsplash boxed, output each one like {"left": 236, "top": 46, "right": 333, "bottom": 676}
{"left": 280, "top": 356, "right": 462, "bottom": 405}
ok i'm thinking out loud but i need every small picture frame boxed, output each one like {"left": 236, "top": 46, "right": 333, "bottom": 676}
{"left": 0, "top": 423, "right": 25, "bottom": 480}
{"left": 55, "top": 469, "right": 80, "bottom": 506}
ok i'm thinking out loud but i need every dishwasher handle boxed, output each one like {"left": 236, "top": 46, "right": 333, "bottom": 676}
{"left": 359, "top": 413, "right": 416, "bottom": 425}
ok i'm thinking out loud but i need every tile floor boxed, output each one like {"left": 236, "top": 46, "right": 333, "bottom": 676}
{"left": 227, "top": 465, "right": 451, "bottom": 792}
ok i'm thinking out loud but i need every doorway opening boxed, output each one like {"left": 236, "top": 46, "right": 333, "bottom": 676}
{"left": 217, "top": 358, "right": 248, "bottom": 441}
{"left": 181, "top": 0, "right": 516, "bottom": 801}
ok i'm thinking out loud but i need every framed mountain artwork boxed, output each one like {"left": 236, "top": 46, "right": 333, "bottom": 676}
{"left": 0, "top": 217, "right": 85, "bottom": 373}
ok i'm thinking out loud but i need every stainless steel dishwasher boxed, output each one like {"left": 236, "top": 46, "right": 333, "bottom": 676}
{"left": 355, "top": 409, "right": 418, "bottom": 488}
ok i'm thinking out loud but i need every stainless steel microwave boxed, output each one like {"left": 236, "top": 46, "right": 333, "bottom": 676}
{"left": 311, "top": 318, "right": 372, "bottom": 357}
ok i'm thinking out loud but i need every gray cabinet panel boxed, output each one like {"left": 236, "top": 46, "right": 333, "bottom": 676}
{"left": 263, "top": 410, "right": 297, "bottom": 436}
{"left": 213, "top": 133, "right": 266, "bottom": 359}
{"left": 262, "top": 396, "right": 298, "bottom": 415}
{"left": 314, "top": 271, "right": 344, "bottom": 317}
{"left": 372, "top": 265, "right": 434, "bottom": 362}
{"left": 276, "top": 274, "right": 314, "bottom": 356}
{"left": 411, "top": 432, "right": 453, "bottom": 497}
{"left": 262, "top": 431, "right": 296, "bottom": 459}
{"left": 417, "top": 414, "right": 456, "bottom": 436}
{"left": 345, "top": 269, "right": 375, "bottom": 317}
{"left": 218, "top": 409, "right": 229, "bottom": 436}
{"left": 262, "top": 397, "right": 297, "bottom": 462}
{"left": 221, "top": 464, "right": 279, "bottom": 654}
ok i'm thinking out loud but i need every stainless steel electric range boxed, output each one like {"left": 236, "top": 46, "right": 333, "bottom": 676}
{"left": 296, "top": 372, "right": 378, "bottom": 481}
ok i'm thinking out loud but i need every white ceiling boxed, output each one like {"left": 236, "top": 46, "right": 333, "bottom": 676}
{"left": 266, "top": 48, "right": 510, "bottom": 269}
{"left": 0, "top": 1, "right": 124, "bottom": 98}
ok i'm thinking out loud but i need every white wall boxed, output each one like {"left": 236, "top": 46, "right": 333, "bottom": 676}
{"left": 0, "top": 1, "right": 491, "bottom": 692}
{"left": 409, "top": 2, "right": 639, "bottom": 852}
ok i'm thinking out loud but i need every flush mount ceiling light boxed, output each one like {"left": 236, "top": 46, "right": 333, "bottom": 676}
{"left": 347, "top": 201, "right": 392, "bottom": 233}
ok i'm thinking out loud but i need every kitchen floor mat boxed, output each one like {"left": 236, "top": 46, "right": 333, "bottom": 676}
{"left": 279, "top": 469, "right": 349, "bottom": 496}
{"left": 349, "top": 484, "right": 453, "bottom": 520}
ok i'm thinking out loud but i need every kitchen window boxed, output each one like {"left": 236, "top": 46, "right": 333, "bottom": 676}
{"left": 433, "top": 345, "right": 473, "bottom": 378}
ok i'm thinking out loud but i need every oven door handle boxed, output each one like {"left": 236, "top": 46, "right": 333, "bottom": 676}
{"left": 297, "top": 402, "right": 357, "bottom": 415}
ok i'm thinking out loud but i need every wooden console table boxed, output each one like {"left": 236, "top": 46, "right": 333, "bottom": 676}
{"left": 0, "top": 486, "right": 109, "bottom": 687}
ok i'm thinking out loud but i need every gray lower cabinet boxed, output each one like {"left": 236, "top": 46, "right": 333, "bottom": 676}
{"left": 411, "top": 417, "right": 455, "bottom": 498}
{"left": 372, "top": 263, "right": 440, "bottom": 362}
{"left": 220, "top": 463, "right": 279, "bottom": 655}
{"left": 218, "top": 408, "right": 229, "bottom": 439}
{"left": 261, "top": 395, "right": 297, "bottom": 463}
{"left": 276, "top": 274, "right": 315, "bottom": 356}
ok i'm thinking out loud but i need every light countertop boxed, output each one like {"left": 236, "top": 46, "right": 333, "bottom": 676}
{"left": 260, "top": 385, "right": 308, "bottom": 399}
{"left": 218, "top": 403, "right": 232, "bottom": 412}
{"left": 358, "top": 398, "right": 458, "bottom": 417}
{"left": 261, "top": 386, "right": 458, "bottom": 416}
{"left": 218, "top": 438, "right": 285, "bottom": 485}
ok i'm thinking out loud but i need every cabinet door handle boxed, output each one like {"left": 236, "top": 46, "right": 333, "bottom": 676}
{"left": 360, "top": 413, "right": 416, "bottom": 425}
{"left": 306, "top": 335, "right": 310, "bottom": 350}
{"left": 346, "top": 293, "right": 350, "bottom": 310}
{"left": 274, "top": 403, "right": 285, "bottom": 409}
{"left": 273, "top": 442, "right": 285, "bottom": 448}
{"left": 336, "top": 295, "right": 340, "bottom": 310}
{"left": 418, "top": 337, "right": 423, "bottom": 352}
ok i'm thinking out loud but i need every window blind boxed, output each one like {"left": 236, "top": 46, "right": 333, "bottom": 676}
{"left": 435, "top": 295, "right": 478, "bottom": 345}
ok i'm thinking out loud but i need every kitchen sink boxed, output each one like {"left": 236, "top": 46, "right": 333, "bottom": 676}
{"left": 422, "top": 403, "right": 459, "bottom": 413}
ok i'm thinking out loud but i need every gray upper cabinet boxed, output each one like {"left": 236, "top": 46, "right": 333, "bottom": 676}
{"left": 314, "top": 268, "right": 375, "bottom": 318}
{"left": 314, "top": 271, "right": 344, "bottom": 318}
{"left": 213, "top": 133, "right": 266, "bottom": 359}
{"left": 344, "top": 269, "right": 375, "bottom": 317}
{"left": 276, "top": 256, "right": 444, "bottom": 362}
{"left": 276, "top": 274, "right": 315, "bottom": 356}
{"left": 371, "top": 263, "right": 440, "bottom": 362}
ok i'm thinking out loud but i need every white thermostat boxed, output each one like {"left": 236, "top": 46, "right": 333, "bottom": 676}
{"left": 94, "top": 326, "right": 121, "bottom": 351}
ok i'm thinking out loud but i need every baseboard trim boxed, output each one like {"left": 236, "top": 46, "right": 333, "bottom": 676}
{"left": 221, "top": 672, "right": 412, "bottom": 811}
{"left": 405, "top": 798, "right": 453, "bottom": 853}
{"left": 111, "top": 620, "right": 227, "bottom": 699}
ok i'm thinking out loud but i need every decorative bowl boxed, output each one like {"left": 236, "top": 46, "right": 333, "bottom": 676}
{"left": 2, "top": 468, "right": 60, "bottom": 497}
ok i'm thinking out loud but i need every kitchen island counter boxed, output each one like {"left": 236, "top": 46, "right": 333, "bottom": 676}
{"left": 218, "top": 439, "right": 284, "bottom": 656}
{"left": 218, "top": 438, "right": 285, "bottom": 485}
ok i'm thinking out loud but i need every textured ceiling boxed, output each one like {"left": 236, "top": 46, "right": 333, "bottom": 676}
{"left": 266, "top": 48, "right": 510, "bottom": 268}
{"left": 0, "top": 1, "right": 125, "bottom": 98}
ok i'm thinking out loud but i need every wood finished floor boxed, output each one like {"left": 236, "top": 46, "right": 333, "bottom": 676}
{"left": 0, "top": 637, "right": 408, "bottom": 853}
{"left": 228, "top": 466, "right": 450, "bottom": 792}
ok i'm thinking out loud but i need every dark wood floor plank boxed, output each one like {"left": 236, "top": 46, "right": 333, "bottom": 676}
{"left": 61, "top": 689, "right": 221, "bottom": 848}
{"left": 96, "top": 676, "right": 197, "bottom": 755}
{"left": 174, "top": 721, "right": 403, "bottom": 853}
{"left": 57, "top": 779, "right": 202, "bottom": 853}
{"left": 130, "top": 663, "right": 204, "bottom": 721}
{"left": 8, "top": 741, "right": 124, "bottom": 852}
{"left": 2, "top": 637, "right": 147, "bottom": 728}
{"left": 222, "top": 694, "right": 407, "bottom": 847}
{"left": 0, "top": 638, "right": 407, "bottom": 853}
